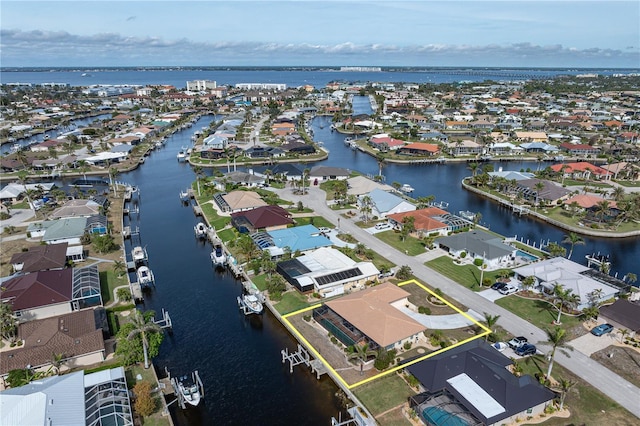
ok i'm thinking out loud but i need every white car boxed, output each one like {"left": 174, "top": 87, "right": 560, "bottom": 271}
{"left": 499, "top": 284, "right": 519, "bottom": 295}
{"left": 374, "top": 222, "right": 392, "bottom": 230}
{"left": 492, "top": 342, "right": 508, "bottom": 352}
{"left": 318, "top": 227, "right": 331, "bottom": 233}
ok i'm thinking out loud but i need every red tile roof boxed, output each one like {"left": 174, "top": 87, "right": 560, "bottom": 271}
{"left": 550, "top": 162, "right": 611, "bottom": 176}
{"left": 0, "top": 269, "right": 73, "bottom": 311}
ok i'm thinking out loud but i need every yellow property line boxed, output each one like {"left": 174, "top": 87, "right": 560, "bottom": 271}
{"left": 282, "top": 279, "right": 491, "bottom": 390}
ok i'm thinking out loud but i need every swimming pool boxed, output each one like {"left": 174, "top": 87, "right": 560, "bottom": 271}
{"left": 422, "top": 406, "right": 470, "bottom": 426}
{"left": 516, "top": 249, "right": 539, "bottom": 262}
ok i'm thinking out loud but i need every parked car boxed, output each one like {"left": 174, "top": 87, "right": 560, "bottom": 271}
{"left": 590, "top": 323, "right": 614, "bottom": 336}
{"left": 499, "top": 284, "right": 519, "bottom": 295}
{"left": 515, "top": 343, "right": 537, "bottom": 356}
{"left": 508, "top": 336, "right": 528, "bottom": 349}
{"left": 491, "top": 282, "right": 507, "bottom": 291}
{"left": 378, "top": 269, "right": 395, "bottom": 279}
{"left": 492, "top": 342, "right": 508, "bottom": 352}
{"left": 318, "top": 227, "right": 331, "bottom": 233}
{"left": 374, "top": 222, "right": 392, "bottom": 230}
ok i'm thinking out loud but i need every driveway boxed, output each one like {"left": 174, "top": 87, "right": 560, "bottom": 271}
{"left": 271, "top": 185, "right": 640, "bottom": 418}
{"left": 0, "top": 208, "right": 35, "bottom": 233}
{"left": 478, "top": 288, "right": 508, "bottom": 302}
{"left": 395, "top": 306, "right": 484, "bottom": 330}
{"left": 569, "top": 329, "right": 618, "bottom": 356}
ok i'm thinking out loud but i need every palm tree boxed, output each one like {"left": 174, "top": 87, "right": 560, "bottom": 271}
{"left": 359, "top": 196, "right": 372, "bottom": 223}
{"left": 467, "top": 162, "right": 479, "bottom": 179}
{"left": 127, "top": 310, "right": 161, "bottom": 369}
{"left": 109, "top": 167, "right": 119, "bottom": 196}
{"left": 193, "top": 165, "right": 204, "bottom": 196}
{"left": 534, "top": 181, "right": 545, "bottom": 208}
{"left": 49, "top": 352, "right": 65, "bottom": 375}
{"left": 0, "top": 301, "right": 17, "bottom": 343}
{"left": 611, "top": 186, "right": 625, "bottom": 202}
{"left": 594, "top": 199, "right": 611, "bottom": 223}
{"left": 625, "top": 272, "right": 637, "bottom": 286}
{"left": 551, "top": 284, "right": 579, "bottom": 325}
{"left": 561, "top": 232, "right": 585, "bottom": 260}
{"left": 482, "top": 312, "right": 501, "bottom": 341}
{"left": 521, "top": 275, "right": 536, "bottom": 292}
{"left": 556, "top": 377, "right": 576, "bottom": 410}
{"left": 544, "top": 327, "right": 573, "bottom": 379}
{"left": 113, "top": 260, "right": 126, "bottom": 278}
{"left": 349, "top": 342, "right": 377, "bottom": 375}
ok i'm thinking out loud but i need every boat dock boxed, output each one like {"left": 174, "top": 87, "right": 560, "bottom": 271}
{"left": 281, "top": 344, "right": 328, "bottom": 379}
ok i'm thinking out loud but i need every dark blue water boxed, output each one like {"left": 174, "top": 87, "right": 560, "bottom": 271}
{"left": 2, "top": 68, "right": 636, "bottom": 89}
{"left": 307, "top": 114, "right": 640, "bottom": 281}
{"left": 117, "top": 115, "right": 343, "bottom": 425}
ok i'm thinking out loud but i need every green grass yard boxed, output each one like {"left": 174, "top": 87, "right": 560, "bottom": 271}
{"left": 353, "top": 374, "right": 417, "bottom": 417}
{"left": 375, "top": 231, "right": 425, "bottom": 256}
{"left": 425, "top": 256, "right": 511, "bottom": 291}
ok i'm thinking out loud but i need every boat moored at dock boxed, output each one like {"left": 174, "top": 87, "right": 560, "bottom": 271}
{"left": 400, "top": 183, "right": 414, "bottom": 193}
{"left": 238, "top": 293, "right": 264, "bottom": 315}
{"left": 136, "top": 265, "right": 155, "bottom": 287}
{"left": 194, "top": 222, "right": 208, "bottom": 239}
{"left": 210, "top": 242, "right": 227, "bottom": 266}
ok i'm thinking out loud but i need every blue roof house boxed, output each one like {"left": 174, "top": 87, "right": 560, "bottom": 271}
{"left": 252, "top": 224, "right": 332, "bottom": 257}
{"left": 361, "top": 188, "right": 416, "bottom": 218}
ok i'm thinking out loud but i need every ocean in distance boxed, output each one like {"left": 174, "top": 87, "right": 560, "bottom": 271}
{"left": 2, "top": 66, "right": 637, "bottom": 89}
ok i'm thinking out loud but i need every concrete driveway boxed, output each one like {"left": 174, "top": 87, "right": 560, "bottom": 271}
{"left": 0, "top": 208, "right": 35, "bottom": 233}
{"left": 569, "top": 329, "right": 618, "bottom": 356}
{"left": 271, "top": 185, "right": 640, "bottom": 418}
{"left": 478, "top": 288, "right": 507, "bottom": 302}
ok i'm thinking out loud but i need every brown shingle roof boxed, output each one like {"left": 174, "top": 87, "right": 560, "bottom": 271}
{"left": 0, "top": 309, "right": 104, "bottom": 374}
{"left": 9, "top": 243, "right": 68, "bottom": 273}
{"left": 0, "top": 269, "right": 73, "bottom": 311}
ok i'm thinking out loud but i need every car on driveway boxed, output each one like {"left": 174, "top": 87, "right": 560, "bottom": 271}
{"left": 374, "top": 222, "right": 392, "bottom": 230}
{"left": 492, "top": 342, "right": 508, "bottom": 352}
{"left": 515, "top": 343, "right": 537, "bottom": 356}
{"left": 590, "top": 323, "right": 614, "bottom": 336}
{"left": 491, "top": 282, "right": 507, "bottom": 291}
{"left": 508, "top": 336, "right": 528, "bottom": 349}
{"left": 318, "top": 227, "right": 331, "bottom": 233}
{"left": 499, "top": 284, "right": 519, "bottom": 295}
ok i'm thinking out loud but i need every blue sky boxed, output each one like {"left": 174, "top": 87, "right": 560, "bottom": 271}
{"left": 1, "top": 1, "right": 639, "bottom": 68}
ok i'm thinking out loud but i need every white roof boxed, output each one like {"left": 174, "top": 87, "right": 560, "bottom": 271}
{"left": 84, "top": 366, "right": 126, "bottom": 387}
{"left": 447, "top": 373, "right": 506, "bottom": 418}
{"left": 0, "top": 183, "right": 55, "bottom": 200}
{"left": 0, "top": 371, "right": 86, "bottom": 426}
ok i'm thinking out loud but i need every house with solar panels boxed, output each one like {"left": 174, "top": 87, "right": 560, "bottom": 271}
{"left": 277, "top": 247, "right": 378, "bottom": 297}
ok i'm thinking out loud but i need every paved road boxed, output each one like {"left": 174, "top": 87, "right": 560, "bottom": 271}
{"left": 274, "top": 185, "right": 640, "bottom": 419}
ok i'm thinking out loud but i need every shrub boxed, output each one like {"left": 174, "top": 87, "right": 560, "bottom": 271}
{"left": 330, "top": 336, "right": 338, "bottom": 345}
{"left": 460, "top": 251, "right": 467, "bottom": 258}
{"left": 116, "top": 288, "right": 131, "bottom": 302}
{"left": 473, "top": 258, "right": 483, "bottom": 267}
{"left": 418, "top": 306, "right": 431, "bottom": 315}
{"left": 303, "top": 315, "right": 311, "bottom": 322}
{"left": 133, "top": 381, "right": 156, "bottom": 417}
{"left": 403, "top": 341, "right": 412, "bottom": 350}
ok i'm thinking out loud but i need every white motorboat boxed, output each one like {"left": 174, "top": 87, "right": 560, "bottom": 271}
{"left": 177, "top": 150, "right": 187, "bottom": 162}
{"left": 179, "top": 189, "right": 190, "bottom": 202}
{"left": 210, "top": 243, "right": 226, "bottom": 266}
{"left": 176, "top": 373, "right": 201, "bottom": 407}
{"left": 136, "top": 266, "right": 154, "bottom": 286}
{"left": 458, "top": 210, "right": 477, "bottom": 221}
{"left": 194, "top": 222, "right": 208, "bottom": 239}
{"left": 400, "top": 183, "right": 414, "bottom": 193}
{"left": 241, "top": 294, "right": 264, "bottom": 315}
{"left": 131, "top": 246, "right": 146, "bottom": 263}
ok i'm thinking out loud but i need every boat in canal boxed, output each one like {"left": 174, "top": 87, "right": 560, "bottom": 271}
{"left": 238, "top": 293, "right": 264, "bottom": 315}
{"left": 171, "top": 371, "right": 203, "bottom": 407}
{"left": 400, "top": 183, "right": 415, "bottom": 193}
{"left": 177, "top": 149, "right": 187, "bottom": 162}
{"left": 194, "top": 222, "right": 208, "bottom": 239}
{"left": 136, "top": 265, "right": 155, "bottom": 286}
{"left": 458, "top": 210, "right": 477, "bottom": 221}
{"left": 131, "top": 245, "right": 147, "bottom": 263}
{"left": 210, "top": 242, "right": 227, "bottom": 266}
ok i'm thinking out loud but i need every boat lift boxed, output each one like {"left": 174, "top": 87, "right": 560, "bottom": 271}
{"left": 153, "top": 308, "right": 173, "bottom": 332}
{"left": 165, "top": 369, "right": 204, "bottom": 410}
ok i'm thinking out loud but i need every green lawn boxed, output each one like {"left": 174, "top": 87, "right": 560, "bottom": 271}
{"left": 251, "top": 274, "right": 268, "bottom": 291}
{"left": 425, "top": 256, "right": 510, "bottom": 291}
{"left": 100, "top": 270, "right": 128, "bottom": 305}
{"left": 614, "top": 180, "right": 640, "bottom": 188}
{"left": 196, "top": 202, "right": 231, "bottom": 230}
{"left": 293, "top": 215, "right": 335, "bottom": 228}
{"left": 273, "top": 291, "right": 311, "bottom": 315}
{"left": 375, "top": 231, "right": 425, "bottom": 256}
{"left": 495, "top": 295, "right": 583, "bottom": 335}
{"left": 353, "top": 374, "right": 416, "bottom": 416}
{"left": 217, "top": 228, "right": 236, "bottom": 243}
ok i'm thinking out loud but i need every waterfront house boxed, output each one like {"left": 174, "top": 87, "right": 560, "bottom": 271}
{"left": 0, "top": 367, "right": 132, "bottom": 426}
{"left": 387, "top": 208, "right": 451, "bottom": 236}
{"left": 49, "top": 199, "right": 102, "bottom": 219}
{"left": 397, "top": 143, "right": 440, "bottom": 156}
{"left": 202, "top": 134, "right": 228, "bottom": 150}
{"left": 513, "top": 257, "right": 619, "bottom": 310}
{"left": 361, "top": 188, "right": 416, "bottom": 219}
{"left": 487, "top": 142, "right": 523, "bottom": 156}
{"left": 519, "top": 142, "right": 559, "bottom": 154}
{"left": 10, "top": 242, "right": 68, "bottom": 273}
{"left": 368, "top": 134, "right": 405, "bottom": 152}
{"left": 407, "top": 340, "right": 555, "bottom": 426}
{"left": 559, "top": 142, "right": 600, "bottom": 156}
{"left": 0, "top": 264, "right": 102, "bottom": 322}
{"left": 0, "top": 309, "right": 106, "bottom": 378}
{"left": 313, "top": 282, "right": 425, "bottom": 350}
{"left": 222, "top": 171, "right": 266, "bottom": 188}
{"left": 218, "top": 190, "right": 267, "bottom": 213}
{"left": 564, "top": 194, "right": 618, "bottom": 218}
{"left": 308, "top": 166, "right": 350, "bottom": 182}
{"left": 436, "top": 229, "right": 517, "bottom": 269}
{"left": 231, "top": 205, "right": 293, "bottom": 234}
{"left": 550, "top": 162, "right": 611, "bottom": 181}
{"left": 346, "top": 176, "right": 395, "bottom": 197}
{"left": 515, "top": 179, "right": 571, "bottom": 205}
{"left": 280, "top": 141, "right": 316, "bottom": 155}
{"left": 250, "top": 164, "right": 303, "bottom": 181}
{"left": 276, "top": 247, "right": 378, "bottom": 297}
{"left": 514, "top": 131, "right": 548, "bottom": 143}
{"left": 444, "top": 139, "right": 483, "bottom": 156}
{"left": 253, "top": 224, "right": 332, "bottom": 258}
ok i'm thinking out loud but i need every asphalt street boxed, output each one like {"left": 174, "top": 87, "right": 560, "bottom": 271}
{"left": 275, "top": 185, "right": 640, "bottom": 419}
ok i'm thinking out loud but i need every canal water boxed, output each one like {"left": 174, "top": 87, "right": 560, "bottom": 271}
{"left": 114, "top": 112, "right": 637, "bottom": 423}
{"left": 119, "top": 115, "right": 344, "bottom": 425}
